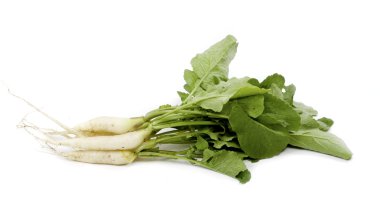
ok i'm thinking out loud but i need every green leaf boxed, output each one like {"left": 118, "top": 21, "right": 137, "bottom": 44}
{"left": 229, "top": 104, "right": 289, "bottom": 159}
{"left": 177, "top": 91, "right": 189, "bottom": 102}
{"left": 236, "top": 95, "right": 265, "bottom": 118}
{"left": 191, "top": 77, "right": 268, "bottom": 112}
{"left": 293, "top": 102, "right": 334, "bottom": 131}
{"left": 290, "top": 129, "right": 352, "bottom": 160}
{"left": 248, "top": 78, "right": 260, "bottom": 86}
{"left": 257, "top": 94, "right": 301, "bottom": 131}
{"left": 185, "top": 146, "right": 197, "bottom": 159}
{"left": 260, "top": 73, "right": 285, "bottom": 89}
{"left": 269, "top": 83, "right": 284, "bottom": 99}
{"left": 213, "top": 140, "right": 240, "bottom": 149}
{"left": 293, "top": 102, "right": 320, "bottom": 129}
{"left": 245, "top": 157, "right": 260, "bottom": 163}
{"left": 195, "top": 136, "right": 208, "bottom": 150}
{"left": 261, "top": 73, "right": 296, "bottom": 105}
{"left": 229, "top": 78, "right": 269, "bottom": 99}
{"left": 318, "top": 117, "right": 334, "bottom": 131}
{"left": 236, "top": 170, "right": 251, "bottom": 183}
{"left": 191, "top": 35, "right": 237, "bottom": 89}
{"left": 283, "top": 84, "right": 296, "bottom": 105}
{"left": 221, "top": 95, "right": 265, "bottom": 118}
{"left": 299, "top": 114, "right": 320, "bottom": 129}
{"left": 202, "top": 149, "right": 215, "bottom": 162}
{"left": 200, "top": 128, "right": 220, "bottom": 140}
{"left": 201, "top": 150, "right": 250, "bottom": 183}
{"left": 184, "top": 69, "right": 199, "bottom": 91}
{"left": 183, "top": 35, "right": 238, "bottom": 101}
{"left": 220, "top": 134, "right": 235, "bottom": 142}
{"left": 294, "top": 102, "right": 318, "bottom": 116}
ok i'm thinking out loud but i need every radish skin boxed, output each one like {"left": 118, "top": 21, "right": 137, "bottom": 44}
{"left": 74, "top": 117, "right": 145, "bottom": 134}
{"left": 61, "top": 150, "right": 136, "bottom": 165}
{"left": 51, "top": 126, "right": 152, "bottom": 150}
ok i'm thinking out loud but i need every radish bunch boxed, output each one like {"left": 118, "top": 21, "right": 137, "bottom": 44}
{"left": 20, "top": 35, "right": 352, "bottom": 183}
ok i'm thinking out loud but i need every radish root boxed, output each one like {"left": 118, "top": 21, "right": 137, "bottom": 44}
{"left": 18, "top": 118, "right": 137, "bottom": 165}
{"left": 9, "top": 89, "right": 82, "bottom": 136}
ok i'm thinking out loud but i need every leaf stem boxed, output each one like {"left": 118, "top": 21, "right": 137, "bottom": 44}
{"left": 152, "top": 114, "right": 200, "bottom": 125}
{"left": 178, "top": 110, "right": 228, "bottom": 119}
{"left": 138, "top": 151, "right": 207, "bottom": 168}
{"left": 151, "top": 103, "right": 196, "bottom": 122}
{"left": 155, "top": 131, "right": 199, "bottom": 143}
{"left": 152, "top": 120, "right": 219, "bottom": 130}
{"left": 144, "top": 107, "right": 176, "bottom": 121}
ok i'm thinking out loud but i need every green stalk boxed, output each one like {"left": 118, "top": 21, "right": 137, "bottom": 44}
{"left": 155, "top": 130, "right": 199, "bottom": 139}
{"left": 138, "top": 151, "right": 208, "bottom": 168}
{"left": 152, "top": 120, "right": 219, "bottom": 130}
{"left": 151, "top": 103, "right": 196, "bottom": 122}
{"left": 144, "top": 107, "right": 176, "bottom": 121}
{"left": 151, "top": 114, "right": 201, "bottom": 125}
{"left": 176, "top": 110, "right": 228, "bottom": 119}
{"left": 155, "top": 132, "right": 198, "bottom": 144}
{"left": 149, "top": 129, "right": 188, "bottom": 138}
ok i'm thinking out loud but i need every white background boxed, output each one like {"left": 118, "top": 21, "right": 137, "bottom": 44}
{"left": 1, "top": 0, "right": 379, "bottom": 215}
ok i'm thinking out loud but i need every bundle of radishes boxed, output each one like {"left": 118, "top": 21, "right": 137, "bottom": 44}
{"left": 20, "top": 35, "right": 352, "bottom": 183}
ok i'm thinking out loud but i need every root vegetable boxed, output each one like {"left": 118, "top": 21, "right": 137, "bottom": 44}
{"left": 74, "top": 116, "right": 145, "bottom": 135}
{"left": 15, "top": 35, "right": 351, "bottom": 183}
{"left": 50, "top": 126, "right": 152, "bottom": 150}
{"left": 61, "top": 150, "right": 136, "bottom": 165}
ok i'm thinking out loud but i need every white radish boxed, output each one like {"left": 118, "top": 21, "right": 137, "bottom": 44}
{"left": 74, "top": 116, "right": 145, "bottom": 135}
{"left": 60, "top": 150, "right": 136, "bottom": 165}
{"left": 18, "top": 121, "right": 137, "bottom": 165}
{"left": 50, "top": 126, "right": 152, "bottom": 150}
